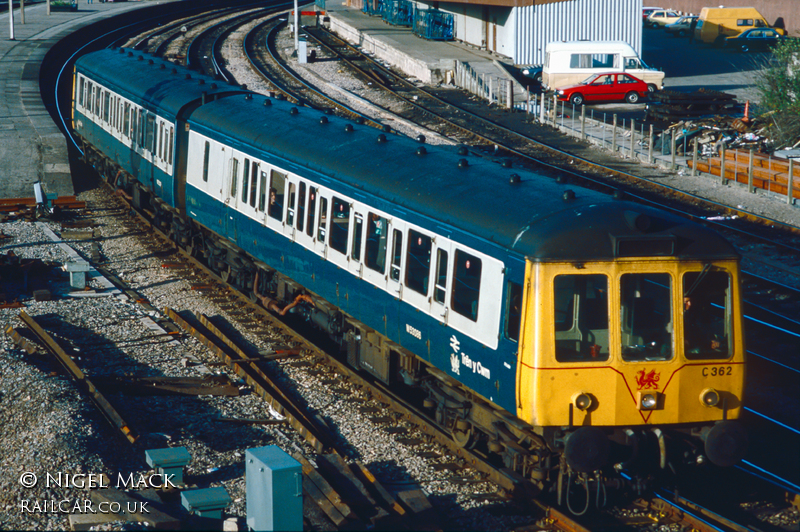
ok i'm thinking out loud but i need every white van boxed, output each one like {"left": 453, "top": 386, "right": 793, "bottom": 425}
{"left": 542, "top": 41, "right": 665, "bottom": 92}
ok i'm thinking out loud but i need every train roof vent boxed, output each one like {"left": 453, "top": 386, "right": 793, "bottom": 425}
{"left": 416, "top": 146, "right": 427, "bottom": 156}
{"left": 290, "top": 107, "right": 299, "bottom": 115}
{"left": 563, "top": 190, "right": 576, "bottom": 201}
{"left": 416, "top": 134, "right": 426, "bottom": 144}
{"left": 510, "top": 173, "right": 521, "bottom": 184}
{"left": 377, "top": 133, "right": 387, "bottom": 143}
{"left": 198, "top": 79, "right": 205, "bottom": 85}
{"left": 185, "top": 74, "right": 191, "bottom": 80}
{"left": 137, "top": 55, "right": 143, "bottom": 61}
{"left": 344, "top": 124, "right": 354, "bottom": 132}
{"left": 263, "top": 99, "right": 271, "bottom": 106}
{"left": 319, "top": 116, "right": 328, "bottom": 124}
{"left": 502, "top": 159, "right": 512, "bottom": 168}
{"left": 457, "top": 145, "right": 469, "bottom": 155}
{"left": 148, "top": 59, "right": 154, "bottom": 65}
{"left": 458, "top": 158, "right": 469, "bottom": 168}
{"left": 127, "top": 51, "right": 133, "bottom": 57}
{"left": 383, "top": 125, "right": 391, "bottom": 133}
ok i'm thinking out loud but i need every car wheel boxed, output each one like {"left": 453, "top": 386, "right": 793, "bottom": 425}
{"left": 646, "top": 84, "right": 657, "bottom": 93}
{"left": 740, "top": 44, "right": 749, "bottom": 52}
{"left": 677, "top": 29, "right": 686, "bottom": 37}
{"left": 569, "top": 93, "right": 584, "bottom": 106}
{"left": 534, "top": 72, "right": 543, "bottom": 84}
{"left": 625, "top": 92, "right": 640, "bottom": 104}
{"left": 714, "top": 36, "right": 726, "bottom": 48}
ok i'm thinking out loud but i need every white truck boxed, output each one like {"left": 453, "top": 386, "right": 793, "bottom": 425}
{"left": 542, "top": 41, "right": 665, "bottom": 92}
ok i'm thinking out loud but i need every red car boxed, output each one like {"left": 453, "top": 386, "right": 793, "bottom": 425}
{"left": 555, "top": 73, "right": 650, "bottom": 106}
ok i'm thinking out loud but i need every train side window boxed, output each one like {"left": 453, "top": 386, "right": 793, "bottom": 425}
{"left": 269, "top": 170, "right": 285, "bottom": 221}
{"left": 202, "top": 141, "right": 210, "bottom": 182}
{"left": 145, "top": 115, "right": 155, "bottom": 153}
{"left": 168, "top": 127, "right": 174, "bottom": 165}
{"left": 249, "top": 163, "right": 259, "bottom": 208}
{"left": 451, "top": 251, "right": 481, "bottom": 321}
{"left": 317, "top": 197, "right": 328, "bottom": 241}
{"left": 287, "top": 183, "right": 297, "bottom": 226}
{"left": 683, "top": 270, "right": 732, "bottom": 360}
{"left": 158, "top": 122, "right": 164, "bottom": 160}
{"left": 242, "top": 159, "right": 250, "bottom": 203}
{"left": 118, "top": 101, "right": 123, "bottom": 131}
{"left": 351, "top": 213, "right": 363, "bottom": 262}
{"left": 230, "top": 158, "right": 239, "bottom": 198}
{"left": 103, "top": 92, "right": 110, "bottom": 123}
{"left": 123, "top": 104, "right": 130, "bottom": 138}
{"left": 406, "top": 230, "right": 432, "bottom": 296}
{"left": 433, "top": 249, "right": 448, "bottom": 304}
{"left": 620, "top": 273, "right": 673, "bottom": 362}
{"left": 85, "top": 81, "right": 92, "bottom": 112}
{"left": 390, "top": 229, "right": 403, "bottom": 281}
{"left": 330, "top": 197, "right": 350, "bottom": 254}
{"left": 307, "top": 187, "right": 317, "bottom": 237}
{"left": 94, "top": 86, "right": 100, "bottom": 116}
{"left": 505, "top": 281, "right": 522, "bottom": 342}
{"left": 365, "top": 213, "right": 388, "bottom": 274}
{"left": 297, "top": 183, "right": 306, "bottom": 232}
{"left": 258, "top": 170, "right": 267, "bottom": 212}
{"left": 78, "top": 77, "right": 84, "bottom": 107}
{"left": 553, "top": 274, "right": 609, "bottom": 362}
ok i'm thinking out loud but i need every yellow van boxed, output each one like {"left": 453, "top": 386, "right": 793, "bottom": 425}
{"left": 695, "top": 7, "right": 785, "bottom": 46}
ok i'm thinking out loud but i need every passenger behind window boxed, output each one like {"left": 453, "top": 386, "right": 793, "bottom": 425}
{"left": 268, "top": 187, "right": 283, "bottom": 221}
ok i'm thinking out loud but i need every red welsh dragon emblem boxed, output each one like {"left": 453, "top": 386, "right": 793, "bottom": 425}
{"left": 635, "top": 369, "right": 660, "bottom": 390}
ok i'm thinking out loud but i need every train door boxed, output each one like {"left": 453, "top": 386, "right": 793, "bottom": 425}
{"left": 225, "top": 154, "right": 241, "bottom": 240}
{"left": 313, "top": 191, "right": 329, "bottom": 257}
{"left": 347, "top": 205, "right": 367, "bottom": 278}
{"left": 283, "top": 180, "right": 298, "bottom": 241}
{"left": 386, "top": 222, "right": 405, "bottom": 299}
{"left": 362, "top": 210, "right": 390, "bottom": 290}
{"left": 294, "top": 181, "right": 315, "bottom": 250}
{"left": 327, "top": 195, "right": 351, "bottom": 271}
{"left": 430, "top": 239, "right": 453, "bottom": 324}
{"left": 403, "top": 227, "right": 433, "bottom": 311}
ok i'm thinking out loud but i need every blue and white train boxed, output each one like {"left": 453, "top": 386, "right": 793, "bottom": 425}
{"left": 72, "top": 48, "right": 749, "bottom": 508}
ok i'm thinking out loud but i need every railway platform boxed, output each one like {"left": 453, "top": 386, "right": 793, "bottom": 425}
{"left": 0, "top": 0, "right": 165, "bottom": 200}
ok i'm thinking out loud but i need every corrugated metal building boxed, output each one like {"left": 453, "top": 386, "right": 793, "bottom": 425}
{"left": 423, "top": 0, "right": 642, "bottom": 66}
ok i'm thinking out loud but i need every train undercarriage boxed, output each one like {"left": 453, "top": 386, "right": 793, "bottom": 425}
{"left": 83, "top": 144, "right": 739, "bottom": 513}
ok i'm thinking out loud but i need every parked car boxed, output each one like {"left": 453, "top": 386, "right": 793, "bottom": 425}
{"left": 665, "top": 15, "right": 697, "bottom": 37}
{"left": 724, "top": 28, "right": 785, "bottom": 52}
{"left": 646, "top": 9, "right": 681, "bottom": 28}
{"left": 555, "top": 73, "right": 649, "bottom": 106}
{"left": 521, "top": 65, "right": 543, "bottom": 85}
{"left": 642, "top": 6, "right": 663, "bottom": 21}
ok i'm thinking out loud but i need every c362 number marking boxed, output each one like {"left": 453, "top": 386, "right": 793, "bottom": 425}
{"left": 702, "top": 366, "right": 732, "bottom": 377}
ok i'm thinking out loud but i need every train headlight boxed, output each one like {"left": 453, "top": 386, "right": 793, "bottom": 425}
{"left": 637, "top": 391, "right": 661, "bottom": 410}
{"left": 700, "top": 388, "right": 720, "bottom": 407}
{"left": 572, "top": 392, "right": 593, "bottom": 411}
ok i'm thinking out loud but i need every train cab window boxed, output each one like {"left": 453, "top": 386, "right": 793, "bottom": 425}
{"left": 202, "top": 141, "right": 210, "bottom": 182}
{"left": 351, "top": 213, "right": 363, "bottom": 262}
{"left": 620, "top": 273, "right": 673, "bottom": 361}
{"left": 307, "top": 187, "right": 317, "bottom": 237}
{"left": 452, "top": 251, "right": 481, "bottom": 321}
{"left": 317, "top": 197, "right": 328, "bottom": 241}
{"left": 683, "top": 269, "right": 732, "bottom": 360}
{"left": 390, "top": 229, "right": 403, "bottom": 282}
{"left": 365, "top": 213, "right": 388, "bottom": 274}
{"left": 433, "top": 249, "right": 448, "bottom": 304}
{"left": 330, "top": 197, "right": 350, "bottom": 254}
{"left": 145, "top": 115, "right": 155, "bottom": 153}
{"left": 554, "top": 274, "right": 609, "bottom": 362}
{"left": 297, "top": 183, "right": 306, "bottom": 232}
{"left": 242, "top": 159, "right": 250, "bottom": 203}
{"left": 269, "top": 170, "right": 285, "bottom": 221}
{"left": 249, "top": 163, "right": 259, "bottom": 208}
{"left": 230, "top": 159, "right": 239, "bottom": 198}
{"left": 406, "top": 230, "right": 432, "bottom": 296}
{"left": 258, "top": 171, "right": 268, "bottom": 212}
{"left": 505, "top": 281, "right": 523, "bottom": 342}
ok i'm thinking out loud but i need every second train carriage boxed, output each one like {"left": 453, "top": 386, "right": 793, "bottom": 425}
{"left": 72, "top": 48, "right": 749, "bottom": 502}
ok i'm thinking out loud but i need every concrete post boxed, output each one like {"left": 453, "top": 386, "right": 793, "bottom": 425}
{"left": 580, "top": 105, "right": 586, "bottom": 140}
{"left": 612, "top": 114, "right": 617, "bottom": 153}
{"left": 540, "top": 92, "right": 545, "bottom": 123}
{"left": 552, "top": 94, "right": 558, "bottom": 127}
{"left": 720, "top": 144, "right": 727, "bottom": 185}
{"left": 748, "top": 149, "right": 755, "bottom": 193}
{"left": 671, "top": 129, "right": 676, "bottom": 170}
{"left": 648, "top": 124, "right": 654, "bottom": 164}
{"left": 691, "top": 139, "right": 698, "bottom": 177}
{"left": 789, "top": 159, "right": 795, "bottom": 205}
{"left": 630, "top": 119, "right": 636, "bottom": 158}
{"left": 9, "top": 0, "right": 15, "bottom": 39}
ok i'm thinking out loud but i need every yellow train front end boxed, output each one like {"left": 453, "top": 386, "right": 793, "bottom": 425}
{"left": 517, "top": 256, "right": 747, "bottom": 476}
